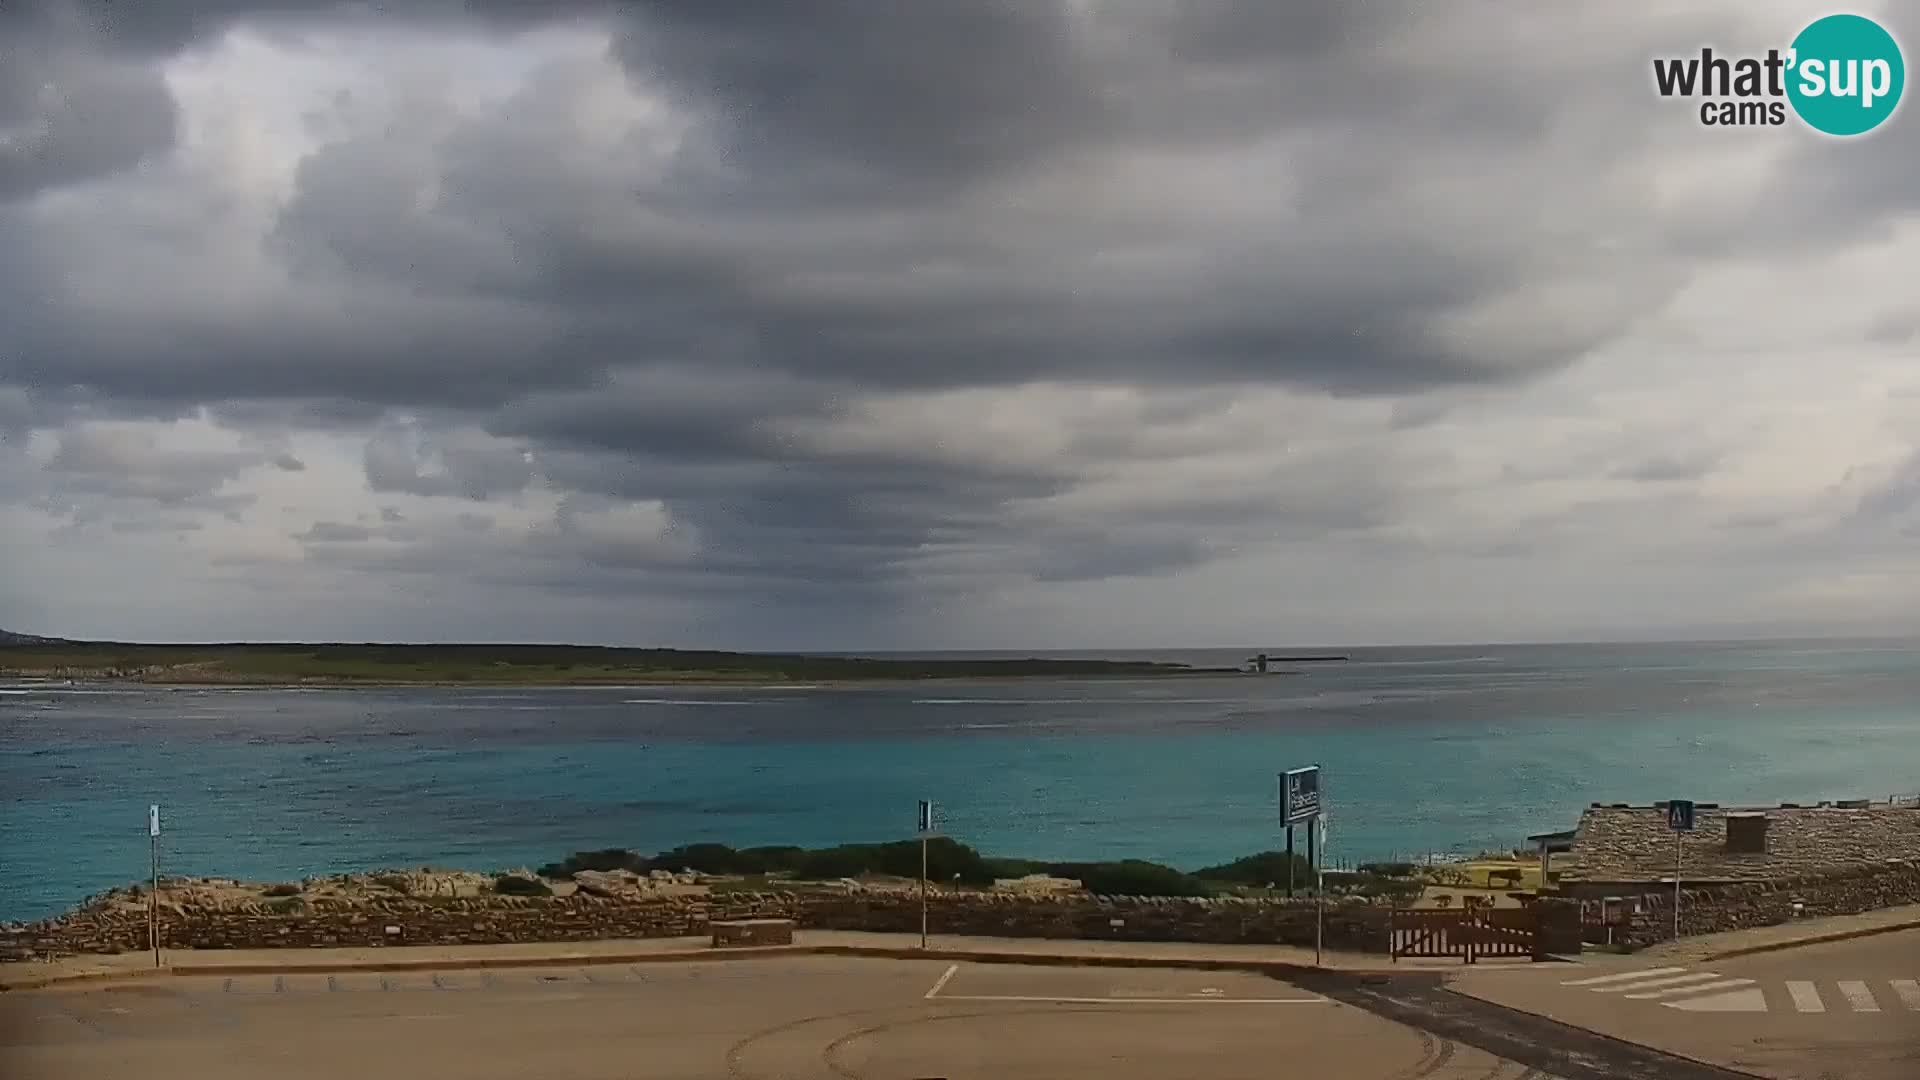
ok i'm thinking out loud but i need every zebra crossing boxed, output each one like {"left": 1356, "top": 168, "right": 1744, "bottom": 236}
{"left": 1559, "top": 966, "right": 1920, "bottom": 1014}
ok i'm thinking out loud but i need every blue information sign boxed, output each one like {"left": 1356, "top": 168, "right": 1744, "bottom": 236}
{"left": 1667, "top": 799, "right": 1696, "bottom": 832}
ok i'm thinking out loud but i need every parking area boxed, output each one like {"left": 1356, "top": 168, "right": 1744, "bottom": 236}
{"left": 1449, "top": 927, "right": 1920, "bottom": 1080}
{"left": 2, "top": 955, "right": 1545, "bottom": 1080}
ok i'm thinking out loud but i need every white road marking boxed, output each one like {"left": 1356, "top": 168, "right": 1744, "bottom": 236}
{"left": 931, "top": 994, "right": 1326, "bottom": 1005}
{"left": 924, "top": 964, "right": 959, "bottom": 1000}
{"left": 1786, "top": 981, "right": 1825, "bottom": 1013}
{"left": 1837, "top": 981, "right": 1880, "bottom": 1012}
{"left": 1592, "top": 972, "right": 1728, "bottom": 994}
{"left": 1889, "top": 979, "right": 1920, "bottom": 1011}
{"left": 1561, "top": 967, "right": 1687, "bottom": 987}
{"left": 1624, "top": 978, "right": 1754, "bottom": 1000}
{"left": 1666, "top": 988, "right": 1768, "bottom": 1013}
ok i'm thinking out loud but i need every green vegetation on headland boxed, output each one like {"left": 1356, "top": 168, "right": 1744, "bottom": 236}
{"left": 533, "top": 840, "right": 1428, "bottom": 903}
{"left": 0, "top": 637, "right": 1235, "bottom": 686}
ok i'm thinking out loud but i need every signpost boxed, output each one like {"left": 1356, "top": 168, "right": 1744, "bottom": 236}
{"left": 1667, "top": 799, "right": 1695, "bottom": 942}
{"left": 916, "top": 799, "right": 934, "bottom": 950}
{"left": 1281, "top": 767, "right": 1325, "bottom": 966}
{"left": 148, "top": 804, "right": 161, "bottom": 969}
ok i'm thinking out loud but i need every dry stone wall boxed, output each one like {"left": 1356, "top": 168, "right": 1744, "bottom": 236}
{"left": 2, "top": 891, "right": 1391, "bottom": 961}
{"left": 1619, "top": 857, "right": 1920, "bottom": 947}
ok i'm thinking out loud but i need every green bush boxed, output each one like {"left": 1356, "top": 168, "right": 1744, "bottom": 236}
{"left": 494, "top": 874, "right": 553, "bottom": 897}
{"left": 1358, "top": 861, "right": 1417, "bottom": 878}
{"left": 261, "top": 882, "right": 303, "bottom": 898}
{"left": 793, "top": 837, "right": 994, "bottom": 885}
{"left": 981, "top": 857, "right": 1052, "bottom": 879}
{"left": 1048, "top": 860, "right": 1211, "bottom": 897}
{"left": 737, "top": 845, "right": 809, "bottom": 873}
{"left": 651, "top": 843, "right": 751, "bottom": 875}
{"left": 1192, "top": 851, "right": 1314, "bottom": 887}
{"left": 537, "top": 849, "right": 652, "bottom": 879}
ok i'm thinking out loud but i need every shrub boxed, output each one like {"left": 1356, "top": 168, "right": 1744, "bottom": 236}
{"left": 1192, "top": 851, "right": 1313, "bottom": 887}
{"left": 737, "top": 846, "right": 808, "bottom": 874}
{"left": 1358, "top": 862, "right": 1417, "bottom": 878}
{"left": 262, "top": 882, "right": 302, "bottom": 898}
{"left": 494, "top": 874, "right": 553, "bottom": 897}
{"left": 793, "top": 838, "right": 994, "bottom": 885}
{"left": 537, "top": 849, "right": 652, "bottom": 879}
{"left": 652, "top": 843, "right": 750, "bottom": 875}
{"left": 1048, "top": 860, "right": 1211, "bottom": 897}
{"left": 981, "top": 857, "right": 1052, "bottom": 880}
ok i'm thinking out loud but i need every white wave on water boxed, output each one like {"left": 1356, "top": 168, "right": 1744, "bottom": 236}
{"left": 0, "top": 687, "right": 144, "bottom": 696}
{"left": 912, "top": 698, "right": 1061, "bottom": 706}
{"left": 1337, "top": 656, "right": 1503, "bottom": 668}
{"left": 621, "top": 698, "right": 772, "bottom": 706}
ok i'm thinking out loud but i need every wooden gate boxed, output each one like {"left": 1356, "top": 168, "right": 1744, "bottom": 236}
{"left": 1390, "top": 907, "right": 1539, "bottom": 963}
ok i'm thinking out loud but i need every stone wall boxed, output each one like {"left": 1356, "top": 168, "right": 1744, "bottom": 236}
{"left": 802, "top": 893, "right": 1392, "bottom": 951}
{"left": 1618, "top": 857, "right": 1920, "bottom": 948}
{"left": 3, "top": 891, "right": 1392, "bottom": 961}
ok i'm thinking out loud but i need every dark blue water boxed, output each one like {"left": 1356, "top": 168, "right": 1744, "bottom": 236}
{"left": 5, "top": 640, "right": 1920, "bottom": 921}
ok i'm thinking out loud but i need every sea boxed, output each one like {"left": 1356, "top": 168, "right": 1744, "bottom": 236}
{"left": 5, "top": 639, "right": 1920, "bottom": 923}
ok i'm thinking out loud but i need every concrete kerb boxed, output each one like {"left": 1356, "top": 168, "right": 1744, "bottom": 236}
{"left": 0, "top": 967, "right": 171, "bottom": 993}
{"left": 2, "top": 942, "right": 1443, "bottom": 990}
{"left": 1695, "top": 916, "right": 1920, "bottom": 962}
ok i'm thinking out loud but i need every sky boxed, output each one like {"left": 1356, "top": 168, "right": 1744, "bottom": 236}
{"left": 2, "top": 1, "right": 1920, "bottom": 650}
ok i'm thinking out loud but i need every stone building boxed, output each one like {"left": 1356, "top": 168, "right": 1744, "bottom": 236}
{"left": 1556, "top": 799, "right": 1920, "bottom": 898}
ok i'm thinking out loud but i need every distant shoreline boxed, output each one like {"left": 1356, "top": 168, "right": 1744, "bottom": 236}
{"left": 0, "top": 640, "right": 1321, "bottom": 688}
{"left": 2, "top": 670, "right": 1263, "bottom": 691}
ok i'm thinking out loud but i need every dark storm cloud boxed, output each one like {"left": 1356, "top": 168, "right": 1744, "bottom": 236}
{"left": 0, "top": 35, "right": 178, "bottom": 201}
{"left": 0, "top": 0, "right": 610, "bottom": 55}
{"left": 6, "top": 0, "right": 1917, "bottom": 630}
{"left": 615, "top": 1, "right": 1109, "bottom": 198}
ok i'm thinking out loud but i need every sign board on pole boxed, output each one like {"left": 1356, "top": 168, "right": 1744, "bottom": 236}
{"left": 149, "top": 804, "right": 161, "bottom": 838}
{"left": 916, "top": 799, "right": 934, "bottom": 834}
{"left": 1667, "top": 799, "right": 1696, "bottom": 832}
{"left": 1281, "top": 766, "right": 1322, "bottom": 825}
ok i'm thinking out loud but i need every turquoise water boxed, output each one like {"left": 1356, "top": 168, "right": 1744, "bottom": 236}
{"left": 5, "top": 640, "right": 1919, "bottom": 921}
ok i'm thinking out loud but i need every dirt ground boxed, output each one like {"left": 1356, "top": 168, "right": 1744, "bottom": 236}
{"left": 1, "top": 954, "right": 1540, "bottom": 1080}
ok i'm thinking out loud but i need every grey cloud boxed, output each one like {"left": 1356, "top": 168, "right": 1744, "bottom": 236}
{"left": 362, "top": 425, "right": 534, "bottom": 500}
{"left": 0, "top": 1, "right": 612, "bottom": 55}
{"left": 297, "top": 521, "right": 374, "bottom": 543}
{"left": 44, "top": 426, "right": 262, "bottom": 505}
{"left": 1616, "top": 453, "right": 1720, "bottom": 484}
{"left": 0, "top": 34, "right": 178, "bottom": 201}
{"left": 272, "top": 452, "right": 306, "bottom": 472}
{"left": 616, "top": 1, "right": 1108, "bottom": 199}
{"left": 4, "top": 0, "right": 1917, "bottom": 643}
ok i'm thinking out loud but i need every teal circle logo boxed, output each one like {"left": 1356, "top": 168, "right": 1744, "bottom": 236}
{"left": 1786, "top": 14, "right": 1905, "bottom": 136}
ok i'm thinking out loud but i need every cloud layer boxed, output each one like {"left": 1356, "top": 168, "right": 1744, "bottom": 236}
{"left": 3, "top": 1, "right": 1919, "bottom": 647}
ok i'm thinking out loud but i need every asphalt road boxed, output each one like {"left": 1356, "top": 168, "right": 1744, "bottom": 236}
{"left": 1449, "top": 928, "right": 1920, "bottom": 1080}
{"left": 1, "top": 955, "right": 1547, "bottom": 1080}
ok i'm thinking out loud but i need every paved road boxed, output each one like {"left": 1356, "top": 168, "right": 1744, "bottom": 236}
{"left": 2, "top": 955, "right": 1546, "bottom": 1080}
{"left": 1451, "top": 928, "right": 1920, "bottom": 1079}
